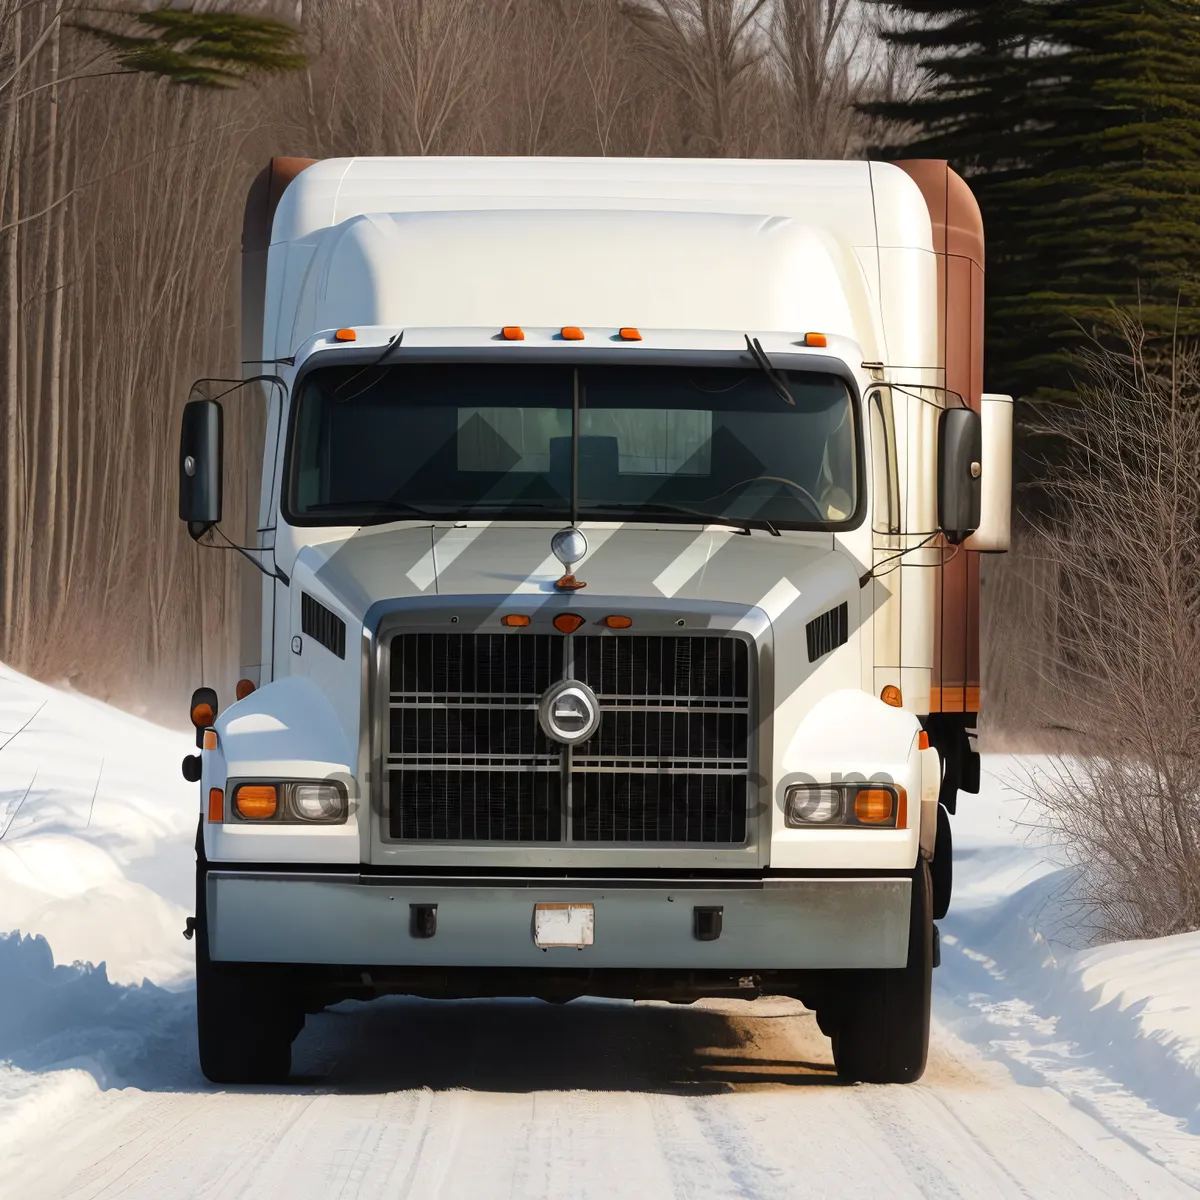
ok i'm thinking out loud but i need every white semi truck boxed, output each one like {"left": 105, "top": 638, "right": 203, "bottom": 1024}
{"left": 178, "top": 156, "right": 1012, "bottom": 1085}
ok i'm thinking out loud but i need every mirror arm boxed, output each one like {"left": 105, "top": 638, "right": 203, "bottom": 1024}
{"left": 199, "top": 526, "right": 289, "bottom": 586}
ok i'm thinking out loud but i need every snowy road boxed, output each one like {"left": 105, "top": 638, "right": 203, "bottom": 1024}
{"left": 3, "top": 667, "right": 1200, "bottom": 1197}
{"left": 5, "top": 988, "right": 1198, "bottom": 1199}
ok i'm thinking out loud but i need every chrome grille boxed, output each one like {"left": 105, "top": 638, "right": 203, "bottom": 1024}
{"left": 385, "top": 630, "right": 751, "bottom": 845}
{"left": 387, "top": 633, "right": 563, "bottom": 841}
{"left": 572, "top": 636, "right": 749, "bottom": 843}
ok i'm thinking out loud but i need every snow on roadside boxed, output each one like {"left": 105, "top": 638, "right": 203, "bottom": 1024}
{"left": 0, "top": 667, "right": 199, "bottom": 1155}
{"left": 0, "top": 663, "right": 197, "bottom": 987}
{"left": 938, "top": 754, "right": 1200, "bottom": 1164}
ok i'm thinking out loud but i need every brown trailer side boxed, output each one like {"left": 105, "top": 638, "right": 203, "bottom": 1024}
{"left": 894, "top": 159, "right": 985, "bottom": 807}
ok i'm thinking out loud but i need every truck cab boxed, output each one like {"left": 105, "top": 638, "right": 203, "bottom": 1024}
{"left": 178, "top": 156, "right": 1011, "bottom": 1085}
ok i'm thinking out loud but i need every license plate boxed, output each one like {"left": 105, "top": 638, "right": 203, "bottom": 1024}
{"left": 533, "top": 902, "right": 595, "bottom": 949}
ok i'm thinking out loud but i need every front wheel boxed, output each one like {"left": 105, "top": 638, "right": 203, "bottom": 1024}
{"left": 831, "top": 861, "right": 933, "bottom": 1084}
{"left": 195, "top": 860, "right": 302, "bottom": 1084}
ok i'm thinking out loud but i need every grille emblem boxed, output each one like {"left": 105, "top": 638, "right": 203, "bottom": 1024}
{"left": 538, "top": 679, "right": 600, "bottom": 746}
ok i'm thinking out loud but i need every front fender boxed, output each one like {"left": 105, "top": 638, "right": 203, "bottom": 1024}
{"left": 770, "top": 689, "right": 922, "bottom": 870}
{"left": 201, "top": 676, "right": 360, "bottom": 865}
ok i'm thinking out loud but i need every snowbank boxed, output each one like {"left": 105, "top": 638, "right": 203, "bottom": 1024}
{"left": 942, "top": 755, "right": 1200, "bottom": 1132}
{"left": 0, "top": 664, "right": 196, "bottom": 986}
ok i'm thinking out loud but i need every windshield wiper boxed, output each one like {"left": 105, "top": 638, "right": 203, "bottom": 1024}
{"left": 587, "top": 502, "right": 780, "bottom": 537}
{"left": 743, "top": 335, "right": 795, "bottom": 406}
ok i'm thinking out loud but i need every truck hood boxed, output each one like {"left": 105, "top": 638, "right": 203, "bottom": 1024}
{"left": 297, "top": 522, "right": 856, "bottom": 621}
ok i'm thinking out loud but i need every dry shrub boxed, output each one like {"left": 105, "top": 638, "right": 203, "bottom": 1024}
{"left": 1014, "top": 321, "right": 1200, "bottom": 941}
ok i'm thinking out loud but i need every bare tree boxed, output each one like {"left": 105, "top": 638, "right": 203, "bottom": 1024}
{"left": 622, "top": 0, "right": 769, "bottom": 155}
{"left": 772, "top": 0, "right": 864, "bottom": 158}
{"left": 1015, "top": 321, "right": 1200, "bottom": 941}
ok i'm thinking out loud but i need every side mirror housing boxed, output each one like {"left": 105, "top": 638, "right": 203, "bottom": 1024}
{"left": 179, "top": 399, "right": 223, "bottom": 539}
{"left": 964, "top": 394, "right": 1013, "bottom": 553}
{"left": 937, "top": 407, "right": 982, "bottom": 545}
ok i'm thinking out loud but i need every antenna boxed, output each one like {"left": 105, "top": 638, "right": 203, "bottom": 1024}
{"left": 571, "top": 367, "right": 580, "bottom": 528}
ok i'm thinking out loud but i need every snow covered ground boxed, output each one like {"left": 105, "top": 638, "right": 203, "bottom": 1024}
{"left": 2, "top": 665, "right": 1200, "bottom": 1197}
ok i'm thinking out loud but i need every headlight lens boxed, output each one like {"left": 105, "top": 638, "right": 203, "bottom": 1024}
{"left": 786, "top": 786, "right": 842, "bottom": 825}
{"left": 785, "top": 784, "right": 904, "bottom": 829}
{"left": 230, "top": 779, "right": 349, "bottom": 824}
{"left": 286, "top": 781, "right": 348, "bottom": 823}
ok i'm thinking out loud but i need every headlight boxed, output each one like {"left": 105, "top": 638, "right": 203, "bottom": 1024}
{"left": 786, "top": 786, "right": 842, "bottom": 825}
{"left": 785, "top": 784, "right": 904, "bottom": 829}
{"left": 230, "top": 779, "right": 349, "bottom": 824}
{"left": 287, "top": 782, "right": 347, "bottom": 823}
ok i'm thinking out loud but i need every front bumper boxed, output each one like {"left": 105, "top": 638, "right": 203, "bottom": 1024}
{"left": 206, "top": 870, "right": 912, "bottom": 970}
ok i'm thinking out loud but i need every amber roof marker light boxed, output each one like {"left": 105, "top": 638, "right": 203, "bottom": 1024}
{"left": 805, "top": 332, "right": 828, "bottom": 348}
{"left": 334, "top": 328, "right": 357, "bottom": 342}
{"left": 561, "top": 326, "right": 585, "bottom": 341}
{"left": 501, "top": 326, "right": 525, "bottom": 341}
{"left": 618, "top": 328, "right": 642, "bottom": 341}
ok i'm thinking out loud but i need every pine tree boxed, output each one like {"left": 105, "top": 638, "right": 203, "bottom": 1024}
{"left": 868, "top": 1, "right": 1200, "bottom": 400}
{"left": 73, "top": 5, "right": 305, "bottom": 89}
{"left": 992, "top": 0, "right": 1200, "bottom": 391}
{"left": 863, "top": 2, "right": 1035, "bottom": 179}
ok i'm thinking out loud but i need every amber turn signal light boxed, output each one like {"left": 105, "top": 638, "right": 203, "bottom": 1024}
{"left": 203, "top": 729, "right": 217, "bottom": 751}
{"left": 854, "top": 788, "right": 896, "bottom": 825}
{"left": 501, "top": 614, "right": 531, "bottom": 627}
{"left": 334, "top": 328, "right": 357, "bottom": 342}
{"left": 553, "top": 613, "right": 585, "bottom": 634}
{"left": 603, "top": 615, "right": 633, "bottom": 628}
{"left": 235, "top": 785, "right": 278, "bottom": 820}
{"left": 880, "top": 685, "right": 903, "bottom": 708}
{"left": 918, "top": 730, "right": 930, "bottom": 750}
{"left": 207, "top": 788, "right": 224, "bottom": 823}
{"left": 560, "top": 326, "right": 585, "bottom": 341}
{"left": 501, "top": 326, "right": 525, "bottom": 341}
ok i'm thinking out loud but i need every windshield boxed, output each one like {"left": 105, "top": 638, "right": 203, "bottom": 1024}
{"left": 285, "top": 362, "right": 860, "bottom": 529}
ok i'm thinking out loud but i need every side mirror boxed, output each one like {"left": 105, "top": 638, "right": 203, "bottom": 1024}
{"left": 964, "top": 394, "right": 1013, "bottom": 553}
{"left": 179, "top": 399, "right": 223, "bottom": 540}
{"left": 937, "top": 407, "right": 982, "bottom": 545}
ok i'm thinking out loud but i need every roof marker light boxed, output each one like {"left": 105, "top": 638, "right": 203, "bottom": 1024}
{"left": 618, "top": 328, "right": 642, "bottom": 341}
{"left": 553, "top": 613, "right": 586, "bottom": 634}
{"left": 805, "top": 332, "right": 828, "bottom": 348}
{"left": 561, "top": 326, "right": 585, "bottom": 341}
{"left": 501, "top": 614, "right": 531, "bottom": 627}
{"left": 501, "top": 326, "right": 525, "bottom": 341}
{"left": 335, "top": 328, "right": 357, "bottom": 342}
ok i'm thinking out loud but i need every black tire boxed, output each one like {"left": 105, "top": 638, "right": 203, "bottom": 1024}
{"left": 814, "top": 1007, "right": 840, "bottom": 1039}
{"left": 195, "top": 849, "right": 302, "bottom": 1084}
{"left": 931, "top": 804, "right": 953, "bottom": 920}
{"left": 832, "top": 861, "right": 933, "bottom": 1085}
